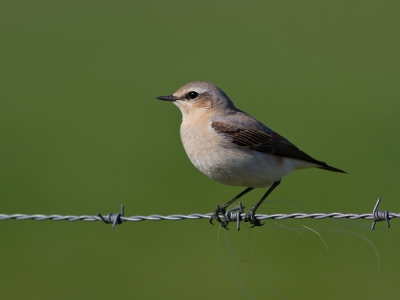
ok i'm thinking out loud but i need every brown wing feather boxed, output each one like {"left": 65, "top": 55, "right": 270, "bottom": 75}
{"left": 211, "top": 121, "right": 346, "bottom": 173}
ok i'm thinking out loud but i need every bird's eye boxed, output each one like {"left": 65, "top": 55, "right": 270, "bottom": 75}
{"left": 188, "top": 91, "right": 199, "bottom": 99}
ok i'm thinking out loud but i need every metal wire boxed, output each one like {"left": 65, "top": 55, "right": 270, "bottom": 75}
{"left": 0, "top": 198, "right": 397, "bottom": 230}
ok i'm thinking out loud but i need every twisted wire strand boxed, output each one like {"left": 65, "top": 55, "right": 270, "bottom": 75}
{"left": 1, "top": 212, "right": 399, "bottom": 222}
{"left": 0, "top": 199, "right": 397, "bottom": 230}
{"left": 0, "top": 213, "right": 212, "bottom": 222}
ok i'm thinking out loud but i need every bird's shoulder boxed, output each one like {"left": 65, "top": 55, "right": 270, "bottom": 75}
{"left": 211, "top": 110, "right": 272, "bottom": 132}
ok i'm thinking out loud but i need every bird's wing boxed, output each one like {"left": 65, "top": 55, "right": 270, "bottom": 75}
{"left": 211, "top": 121, "right": 327, "bottom": 166}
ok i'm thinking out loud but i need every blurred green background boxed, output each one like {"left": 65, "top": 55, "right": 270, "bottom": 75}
{"left": 1, "top": 1, "right": 399, "bottom": 299}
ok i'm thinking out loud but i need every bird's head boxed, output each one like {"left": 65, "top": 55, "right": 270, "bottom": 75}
{"left": 156, "top": 81, "right": 235, "bottom": 116}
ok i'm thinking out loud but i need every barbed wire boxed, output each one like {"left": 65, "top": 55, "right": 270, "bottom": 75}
{"left": 0, "top": 198, "right": 398, "bottom": 230}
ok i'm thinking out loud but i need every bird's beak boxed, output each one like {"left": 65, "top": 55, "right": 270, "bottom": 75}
{"left": 155, "top": 95, "right": 176, "bottom": 102}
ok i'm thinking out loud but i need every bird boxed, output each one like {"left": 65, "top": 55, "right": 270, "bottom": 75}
{"left": 156, "top": 81, "right": 346, "bottom": 228}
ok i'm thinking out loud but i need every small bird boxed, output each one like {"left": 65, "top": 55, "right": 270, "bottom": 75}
{"left": 156, "top": 81, "right": 346, "bottom": 228}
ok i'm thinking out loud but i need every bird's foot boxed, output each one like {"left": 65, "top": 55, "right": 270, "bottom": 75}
{"left": 244, "top": 209, "right": 264, "bottom": 227}
{"left": 209, "top": 204, "right": 230, "bottom": 229}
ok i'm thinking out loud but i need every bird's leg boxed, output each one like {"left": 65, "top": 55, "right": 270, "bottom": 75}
{"left": 244, "top": 180, "right": 281, "bottom": 227}
{"left": 210, "top": 187, "right": 254, "bottom": 228}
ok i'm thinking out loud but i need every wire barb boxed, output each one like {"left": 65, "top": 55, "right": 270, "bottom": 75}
{"left": 224, "top": 202, "right": 245, "bottom": 231}
{"left": 97, "top": 204, "right": 124, "bottom": 228}
{"left": 371, "top": 198, "right": 390, "bottom": 231}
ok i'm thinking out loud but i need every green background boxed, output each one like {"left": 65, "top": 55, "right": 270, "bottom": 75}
{"left": 1, "top": 1, "right": 399, "bottom": 299}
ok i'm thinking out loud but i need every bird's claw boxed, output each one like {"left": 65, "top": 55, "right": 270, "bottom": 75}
{"left": 244, "top": 210, "right": 264, "bottom": 227}
{"left": 209, "top": 204, "right": 231, "bottom": 229}
{"left": 209, "top": 204, "right": 224, "bottom": 225}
